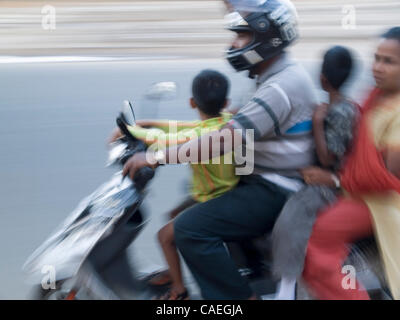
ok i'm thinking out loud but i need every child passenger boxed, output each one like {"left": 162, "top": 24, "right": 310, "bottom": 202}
{"left": 126, "top": 69, "right": 239, "bottom": 300}
{"left": 271, "top": 46, "right": 359, "bottom": 300}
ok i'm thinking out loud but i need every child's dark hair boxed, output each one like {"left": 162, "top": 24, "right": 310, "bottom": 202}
{"left": 192, "top": 69, "right": 229, "bottom": 116}
{"left": 382, "top": 26, "right": 400, "bottom": 43}
{"left": 322, "top": 46, "right": 353, "bottom": 90}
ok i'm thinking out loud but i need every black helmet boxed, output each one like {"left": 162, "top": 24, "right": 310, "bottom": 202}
{"left": 225, "top": 0, "right": 299, "bottom": 73}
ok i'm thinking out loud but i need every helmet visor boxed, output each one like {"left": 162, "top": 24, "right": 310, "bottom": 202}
{"left": 224, "top": 11, "right": 249, "bottom": 29}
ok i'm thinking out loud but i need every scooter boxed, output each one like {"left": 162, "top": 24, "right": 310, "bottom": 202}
{"left": 23, "top": 87, "right": 391, "bottom": 300}
{"left": 22, "top": 100, "right": 172, "bottom": 300}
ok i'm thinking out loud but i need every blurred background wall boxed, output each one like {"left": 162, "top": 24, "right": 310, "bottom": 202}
{"left": 0, "top": 0, "right": 399, "bottom": 61}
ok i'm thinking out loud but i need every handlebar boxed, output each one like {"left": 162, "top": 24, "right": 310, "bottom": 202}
{"left": 116, "top": 115, "right": 138, "bottom": 143}
{"left": 116, "top": 114, "right": 155, "bottom": 190}
{"left": 133, "top": 167, "right": 155, "bottom": 191}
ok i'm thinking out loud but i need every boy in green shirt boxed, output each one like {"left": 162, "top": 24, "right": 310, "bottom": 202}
{"left": 111, "top": 70, "right": 239, "bottom": 299}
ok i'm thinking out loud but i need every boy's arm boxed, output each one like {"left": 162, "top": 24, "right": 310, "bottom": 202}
{"left": 136, "top": 119, "right": 199, "bottom": 133}
{"left": 127, "top": 125, "right": 197, "bottom": 146}
{"left": 107, "top": 120, "right": 199, "bottom": 145}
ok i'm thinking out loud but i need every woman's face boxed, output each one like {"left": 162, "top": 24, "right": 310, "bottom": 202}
{"left": 373, "top": 38, "right": 400, "bottom": 93}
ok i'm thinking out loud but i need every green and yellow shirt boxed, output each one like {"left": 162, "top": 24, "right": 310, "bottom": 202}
{"left": 128, "top": 113, "right": 239, "bottom": 202}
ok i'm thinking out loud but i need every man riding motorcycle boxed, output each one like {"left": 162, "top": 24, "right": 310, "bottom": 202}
{"left": 122, "top": 0, "right": 318, "bottom": 299}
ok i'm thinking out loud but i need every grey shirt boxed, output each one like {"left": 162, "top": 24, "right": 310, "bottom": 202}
{"left": 231, "top": 53, "right": 318, "bottom": 190}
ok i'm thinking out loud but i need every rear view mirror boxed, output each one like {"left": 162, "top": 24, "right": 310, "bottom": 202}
{"left": 121, "top": 100, "right": 136, "bottom": 126}
{"left": 145, "top": 82, "right": 177, "bottom": 100}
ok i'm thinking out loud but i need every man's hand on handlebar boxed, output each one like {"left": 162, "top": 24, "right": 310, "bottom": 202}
{"left": 122, "top": 152, "right": 159, "bottom": 181}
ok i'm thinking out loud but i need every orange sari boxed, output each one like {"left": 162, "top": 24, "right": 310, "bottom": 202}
{"left": 341, "top": 88, "right": 400, "bottom": 299}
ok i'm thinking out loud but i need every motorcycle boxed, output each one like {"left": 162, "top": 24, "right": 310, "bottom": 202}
{"left": 23, "top": 80, "right": 391, "bottom": 300}
{"left": 23, "top": 86, "right": 177, "bottom": 300}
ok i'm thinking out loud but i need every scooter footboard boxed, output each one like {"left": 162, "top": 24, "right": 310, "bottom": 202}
{"left": 87, "top": 208, "right": 145, "bottom": 271}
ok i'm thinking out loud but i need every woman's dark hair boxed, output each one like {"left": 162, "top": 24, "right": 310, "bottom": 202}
{"left": 382, "top": 26, "right": 400, "bottom": 43}
{"left": 192, "top": 69, "right": 230, "bottom": 116}
{"left": 322, "top": 46, "right": 353, "bottom": 90}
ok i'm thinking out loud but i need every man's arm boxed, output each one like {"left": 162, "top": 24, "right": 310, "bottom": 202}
{"left": 122, "top": 86, "right": 291, "bottom": 179}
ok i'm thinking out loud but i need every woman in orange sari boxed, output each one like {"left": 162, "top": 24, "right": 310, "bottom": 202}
{"left": 301, "top": 27, "right": 400, "bottom": 300}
